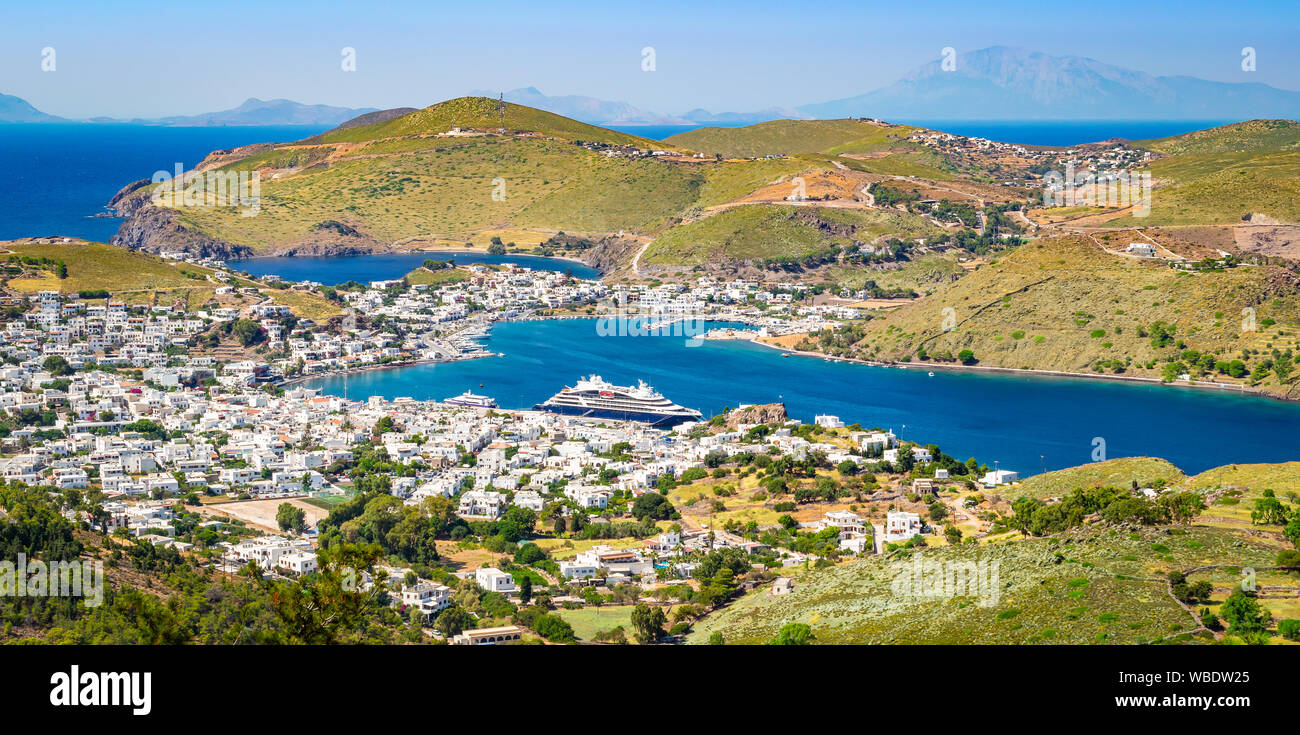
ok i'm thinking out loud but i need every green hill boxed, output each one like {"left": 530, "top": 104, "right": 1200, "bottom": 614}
{"left": 840, "top": 235, "right": 1300, "bottom": 393}
{"left": 143, "top": 136, "right": 705, "bottom": 253}
{"left": 1134, "top": 119, "right": 1300, "bottom": 156}
{"left": 666, "top": 118, "right": 918, "bottom": 158}
{"left": 690, "top": 457, "right": 1299, "bottom": 645}
{"left": 314, "top": 96, "right": 665, "bottom": 148}
{"left": 1109, "top": 120, "right": 1300, "bottom": 226}
{"left": 1014, "top": 458, "right": 1187, "bottom": 500}
{"left": 640, "top": 205, "right": 939, "bottom": 267}
{"left": 688, "top": 523, "right": 1278, "bottom": 645}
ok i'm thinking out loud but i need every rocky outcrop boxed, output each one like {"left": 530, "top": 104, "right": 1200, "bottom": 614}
{"left": 582, "top": 235, "right": 640, "bottom": 274}
{"left": 108, "top": 198, "right": 254, "bottom": 259}
{"left": 722, "top": 403, "right": 787, "bottom": 428}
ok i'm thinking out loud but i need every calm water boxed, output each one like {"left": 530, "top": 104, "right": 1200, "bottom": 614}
{"left": 228, "top": 252, "right": 600, "bottom": 284}
{"left": 304, "top": 319, "right": 1300, "bottom": 476}
{"left": 609, "top": 120, "right": 1236, "bottom": 146}
{"left": 898, "top": 119, "right": 1235, "bottom": 146}
{"left": 0, "top": 123, "right": 330, "bottom": 242}
{"left": 607, "top": 123, "right": 747, "bottom": 141}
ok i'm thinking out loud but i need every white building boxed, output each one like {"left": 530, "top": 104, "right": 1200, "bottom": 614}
{"left": 474, "top": 566, "right": 517, "bottom": 593}
{"left": 885, "top": 511, "right": 923, "bottom": 543}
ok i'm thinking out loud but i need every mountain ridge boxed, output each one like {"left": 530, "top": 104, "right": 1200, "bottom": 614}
{"left": 800, "top": 46, "right": 1300, "bottom": 120}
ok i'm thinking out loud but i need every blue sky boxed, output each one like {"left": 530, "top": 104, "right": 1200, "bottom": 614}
{"left": 4, "top": 0, "right": 1298, "bottom": 118}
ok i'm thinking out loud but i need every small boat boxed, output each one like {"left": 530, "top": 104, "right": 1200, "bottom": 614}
{"left": 928, "top": 371, "right": 935, "bottom": 377}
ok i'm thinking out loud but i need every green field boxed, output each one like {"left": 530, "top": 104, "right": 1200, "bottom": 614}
{"left": 553, "top": 605, "right": 638, "bottom": 641}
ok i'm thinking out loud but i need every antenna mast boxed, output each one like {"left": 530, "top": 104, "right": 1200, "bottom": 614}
{"left": 498, "top": 93, "right": 505, "bottom": 134}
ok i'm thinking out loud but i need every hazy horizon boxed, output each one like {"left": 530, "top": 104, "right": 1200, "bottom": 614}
{"left": 3, "top": 0, "right": 1298, "bottom": 120}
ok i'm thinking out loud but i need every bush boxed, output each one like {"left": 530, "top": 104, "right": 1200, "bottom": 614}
{"left": 532, "top": 614, "right": 575, "bottom": 643}
{"left": 1278, "top": 618, "right": 1300, "bottom": 641}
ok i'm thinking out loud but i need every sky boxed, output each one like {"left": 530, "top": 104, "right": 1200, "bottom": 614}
{"left": 2, "top": 0, "right": 1298, "bottom": 119}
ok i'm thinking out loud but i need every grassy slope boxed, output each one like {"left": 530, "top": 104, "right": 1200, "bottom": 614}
{"left": 174, "top": 138, "right": 703, "bottom": 250}
{"left": 848, "top": 236, "right": 1300, "bottom": 382}
{"left": 1115, "top": 120, "right": 1300, "bottom": 226}
{"left": 641, "top": 205, "right": 939, "bottom": 267}
{"left": 688, "top": 522, "right": 1280, "bottom": 645}
{"left": 1014, "top": 458, "right": 1187, "bottom": 500}
{"left": 317, "top": 96, "right": 666, "bottom": 148}
{"left": 1, "top": 240, "right": 340, "bottom": 320}
{"left": 404, "top": 266, "right": 470, "bottom": 286}
{"left": 827, "top": 253, "right": 966, "bottom": 295}
{"left": 665, "top": 119, "right": 917, "bottom": 158}
{"left": 691, "top": 457, "right": 1300, "bottom": 646}
{"left": 3, "top": 240, "right": 217, "bottom": 296}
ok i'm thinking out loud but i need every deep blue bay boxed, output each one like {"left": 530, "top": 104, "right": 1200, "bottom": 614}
{"left": 4, "top": 121, "right": 1298, "bottom": 478}
{"left": 304, "top": 318, "right": 1300, "bottom": 476}
{"left": 228, "top": 251, "right": 600, "bottom": 284}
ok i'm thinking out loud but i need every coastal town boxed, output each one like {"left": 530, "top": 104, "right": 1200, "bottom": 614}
{"left": 0, "top": 260, "right": 1030, "bottom": 644}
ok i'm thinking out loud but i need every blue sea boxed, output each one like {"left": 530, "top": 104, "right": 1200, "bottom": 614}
{"left": 0, "top": 123, "right": 329, "bottom": 242}
{"left": 610, "top": 120, "right": 1237, "bottom": 146}
{"left": 229, "top": 252, "right": 600, "bottom": 284}
{"left": 304, "top": 319, "right": 1300, "bottom": 476}
{"left": 4, "top": 122, "right": 1299, "bottom": 477}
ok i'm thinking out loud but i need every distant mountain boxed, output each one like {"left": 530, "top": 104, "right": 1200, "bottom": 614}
{"left": 472, "top": 87, "right": 809, "bottom": 126}
{"left": 0, "top": 93, "right": 65, "bottom": 123}
{"left": 329, "top": 107, "right": 420, "bottom": 131}
{"left": 470, "top": 87, "right": 692, "bottom": 125}
{"left": 139, "top": 98, "right": 379, "bottom": 127}
{"left": 678, "top": 107, "right": 812, "bottom": 124}
{"left": 799, "top": 46, "right": 1300, "bottom": 121}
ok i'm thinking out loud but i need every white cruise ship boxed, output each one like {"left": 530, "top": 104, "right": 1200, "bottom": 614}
{"left": 443, "top": 391, "right": 498, "bottom": 408}
{"left": 534, "top": 375, "right": 703, "bottom": 426}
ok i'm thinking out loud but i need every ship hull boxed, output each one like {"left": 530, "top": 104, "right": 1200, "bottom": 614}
{"left": 533, "top": 402, "right": 698, "bottom": 427}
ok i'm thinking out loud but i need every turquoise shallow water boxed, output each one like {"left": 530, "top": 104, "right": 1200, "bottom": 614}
{"left": 303, "top": 318, "right": 1300, "bottom": 476}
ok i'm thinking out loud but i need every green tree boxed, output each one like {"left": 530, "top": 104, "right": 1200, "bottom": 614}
{"left": 276, "top": 502, "right": 307, "bottom": 533}
{"left": 1218, "top": 590, "right": 1270, "bottom": 635}
{"left": 768, "top": 622, "right": 815, "bottom": 645}
{"left": 631, "top": 492, "right": 677, "bottom": 522}
{"left": 630, "top": 602, "right": 667, "bottom": 644}
{"left": 434, "top": 606, "right": 474, "bottom": 637}
{"left": 43, "top": 355, "right": 74, "bottom": 376}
